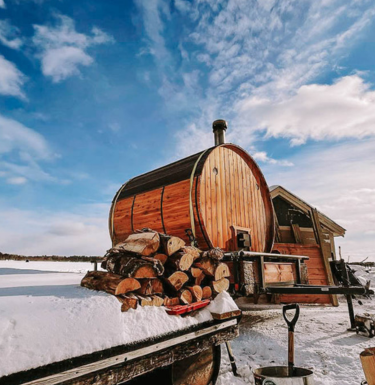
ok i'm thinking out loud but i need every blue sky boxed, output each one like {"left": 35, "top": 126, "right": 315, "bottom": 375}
{"left": 0, "top": 0, "right": 374, "bottom": 259}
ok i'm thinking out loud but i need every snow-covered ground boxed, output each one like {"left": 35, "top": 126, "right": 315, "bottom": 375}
{"left": 0, "top": 260, "right": 237, "bottom": 378}
{"left": 218, "top": 266, "right": 375, "bottom": 385}
{"left": 0, "top": 260, "right": 374, "bottom": 385}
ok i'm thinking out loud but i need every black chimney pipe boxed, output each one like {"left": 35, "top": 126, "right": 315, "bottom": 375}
{"left": 212, "top": 119, "right": 227, "bottom": 146}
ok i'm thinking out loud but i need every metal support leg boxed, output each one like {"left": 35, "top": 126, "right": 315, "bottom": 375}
{"left": 225, "top": 342, "right": 239, "bottom": 377}
{"left": 340, "top": 259, "right": 356, "bottom": 330}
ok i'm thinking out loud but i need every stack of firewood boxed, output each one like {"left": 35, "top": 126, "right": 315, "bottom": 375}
{"left": 81, "top": 229, "right": 231, "bottom": 312}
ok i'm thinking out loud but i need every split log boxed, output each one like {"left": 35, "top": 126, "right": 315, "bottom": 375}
{"left": 120, "top": 295, "right": 138, "bottom": 312}
{"left": 136, "top": 278, "right": 164, "bottom": 295}
{"left": 160, "top": 234, "right": 185, "bottom": 256}
{"left": 167, "top": 252, "right": 194, "bottom": 271}
{"left": 137, "top": 295, "right": 153, "bottom": 306}
{"left": 120, "top": 232, "right": 160, "bottom": 256}
{"left": 191, "top": 267, "right": 203, "bottom": 278}
{"left": 182, "top": 246, "right": 201, "bottom": 260}
{"left": 151, "top": 295, "right": 164, "bottom": 307}
{"left": 115, "top": 278, "right": 141, "bottom": 295}
{"left": 214, "top": 263, "right": 231, "bottom": 281}
{"left": 81, "top": 271, "right": 123, "bottom": 295}
{"left": 195, "top": 272, "right": 206, "bottom": 286}
{"left": 154, "top": 253, "right": 168, "bottom": 265}
{"left": 179, "top": 289, "right": 193, "bottom": 305}
{"left": 187, "top": 285, "right": 203, "bottom": 302}
{"left": 194, "top": 257, "right": 216, "bottom": 276}
{"left": 164, "top": 296, "right": 180, "bottom": 307}
{"left": 212, "top": 278, "right": 230, "bottom": 294}
{"left": 136, "top": 294, "right": 164, "bottom": 307}
{"left": 165, "top": 271, "right": 189, "bottom": 291}
{"left": 105, "top": 254, "right": 159, "bottom": 278}
{"left": 202, "top": 247, "right": 224, "bottom": 261}
{"left": 360, "top": 347, "right": 375, "bottom": 385}
{"left": 140, "top": 256, "right": 165, "bottom": 275}
{"left": 202, "top": 286, "right": 212, "bottom": 299}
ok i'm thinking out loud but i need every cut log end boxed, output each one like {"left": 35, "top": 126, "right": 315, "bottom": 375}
{"left": 214, "top": 263, "right": 231, "bottom": 281}
{"left": 202, "top": 286, "right": 212, "bottom": 300}
{"left": 161, "top": 234, "right": 185, "bottom": 256}
{"left": 212, "top": 278, "right": 230, "bottom": 294}
{"left": 187, "top": 285, "right": 203, "bottom": 302}
{"left": 115, "top": 278, "right": 141, "bottom": 296}
{"left": 179, "top": 289, "right": 193, "bottom": 305}
{"left": 164, "top": 296, "right": 180, "bottom": 307}
{"left": 167, "top": 271, "right": 189, "bottom": 291}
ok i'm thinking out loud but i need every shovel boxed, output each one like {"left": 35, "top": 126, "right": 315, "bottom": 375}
{"left": 283, "top": 304, "right": 300, "bottom": 377}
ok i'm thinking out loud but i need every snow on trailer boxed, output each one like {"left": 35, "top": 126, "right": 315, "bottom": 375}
{"left": 0, "top": 259, "right": 240, "bottom": 385}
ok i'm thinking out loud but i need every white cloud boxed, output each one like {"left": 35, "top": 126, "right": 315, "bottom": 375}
{"left": 238, "top": 75, "right": 375, "bottom": 145}
{"left": 41, "top": 46, "right": 93, "bottom": 83}
{"left": 0, "top": 204, "right": 110, "bottom": 256}
{"left": 0, "top": 0, "right": 5, "bottom": 9}
{"left": 33, "top": 15, "right": 114, "bottom": 82}
{"left": 0, "top": 20, "right": 23, "bottom": 49}
{"left": 252, "top": 151, "right": 293, "bottom": 167}
{"left": 0, "top": 55, "right": 25, "bottom": 98}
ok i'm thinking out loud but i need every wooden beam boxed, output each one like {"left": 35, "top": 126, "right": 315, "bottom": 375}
{"left": 311, "top": 208, "right": 338, "bottom": 306}
{"left": 291, "top": 223, "right": 303, "bottom": 244}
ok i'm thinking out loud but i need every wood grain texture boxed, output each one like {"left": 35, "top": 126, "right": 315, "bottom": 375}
{"left": 132, "top": 189, "right": 164, "bottom": 233}
{"left": 272, "top": 243, "right": 331, "bottom": 304}
{"left": 200, "top": 146, "right": 272, "bottom": 252}
{"left": 112, "top": 197, "right": 133, "bottom": 244}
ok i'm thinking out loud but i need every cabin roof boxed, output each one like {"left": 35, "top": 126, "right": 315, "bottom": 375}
{"left": 269, "top": 185, "right": 346, "bottom": 237}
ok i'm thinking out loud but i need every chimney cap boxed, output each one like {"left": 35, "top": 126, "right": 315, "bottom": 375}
{"left": 212, "top": 119, "right": 227, "bottom": 132}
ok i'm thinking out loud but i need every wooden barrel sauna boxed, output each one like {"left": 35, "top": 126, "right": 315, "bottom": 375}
{"left": 109, "top": 143, "right": 274, "bottom": 252}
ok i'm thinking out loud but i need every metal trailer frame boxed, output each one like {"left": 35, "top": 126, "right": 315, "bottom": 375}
{"left": 224, "top": 251, "right": 374, "bottom": 329}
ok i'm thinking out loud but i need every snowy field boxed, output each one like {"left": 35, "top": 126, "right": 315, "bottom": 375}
{"left": 0, "top": 260, "right": 373, "bottom": 385}
{"left": 219, "top": 266, "right": 375, "bottom": 385}
{"left": 0, "top": 260, "right": 237, "bottom": 378}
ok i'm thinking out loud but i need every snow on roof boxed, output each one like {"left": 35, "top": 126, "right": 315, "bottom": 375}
{"left": 0, "top": 260, "right": 234, "bottom": 377}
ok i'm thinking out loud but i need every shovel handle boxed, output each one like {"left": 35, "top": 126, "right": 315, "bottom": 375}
{"left": 283, "top": 304, "right": 300, "bottom": 332}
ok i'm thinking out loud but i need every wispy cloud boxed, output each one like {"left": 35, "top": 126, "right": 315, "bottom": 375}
{"left": 33, "top": 15, "right": 114, "bottom": 82}
{"left": 0, "top": 114, "right": 51, "bottom": 159}
{"left": 136, "top": 0, "right": 375, "bottom": 154}
{"left": 0, "top": 113, "right": 54, "bottom": 184}
{"left": 0, "top": 20, "right": 23, "bottom": 49}
{"left": 252, "top": 151, "right": 293, "bottom": 167}
{"left": 0, "top": 55, "right": 25, "bottom": 98}
{"left": 134, "top": 0, "right": 171, "bottom": 62}
{"left": 0, "top": 0, "right": 5, "bottom": 9}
